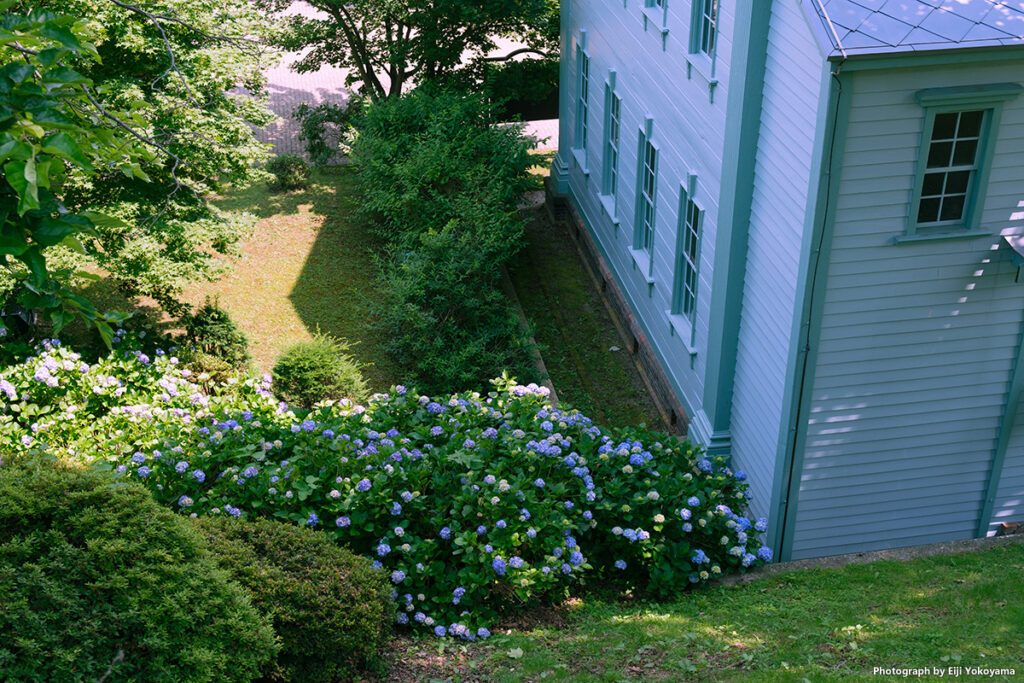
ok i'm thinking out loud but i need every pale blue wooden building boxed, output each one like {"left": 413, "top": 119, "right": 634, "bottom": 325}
{"left": 547, "top": 0, "right": 1024, "bottom": 560}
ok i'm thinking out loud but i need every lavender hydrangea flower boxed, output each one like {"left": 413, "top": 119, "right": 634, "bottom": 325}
{"left": 357, "top": 478, "right": 372, "bottom": 492}
{"left": 175, "top": 461, "right": 189, "bottom": 473}
{"left": 336, "top": 516, "right": 351, "bottom": 527}
{"left": 391, "top": 570, "right": 406, "bottom": 584}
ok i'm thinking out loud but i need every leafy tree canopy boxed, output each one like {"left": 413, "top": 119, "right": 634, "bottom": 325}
{"left": 259, "top": 0, "right": 558, "bottom": 101}
{"left": 1, "top": 0, "right": 276, "bottom": 340}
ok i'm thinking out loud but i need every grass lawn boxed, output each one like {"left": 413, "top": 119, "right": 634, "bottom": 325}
{"left": 377, "top": 539, "right": 1024, "bottom": 681}
{"left": 509, "top": 205, "right": 664, "bottom": 431}
{"left": 191, "top": 166, "right": 401, "bottom": 389}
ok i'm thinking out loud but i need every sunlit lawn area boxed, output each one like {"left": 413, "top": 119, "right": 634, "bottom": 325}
{"left": 194, "top": 166, "right": 401, "bottom": 389}
{"left": 378, "top": 540, "right": 1024, "bottom": 682}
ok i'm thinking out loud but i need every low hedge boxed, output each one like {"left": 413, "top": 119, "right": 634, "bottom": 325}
{"left": 195, "top": 516, "right": 391, "bottom": 683}
{"left": 0, "top": 457, "right": 277, "bottom": 682}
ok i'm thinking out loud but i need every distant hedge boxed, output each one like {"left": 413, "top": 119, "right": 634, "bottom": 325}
{"left": 0, "top": 458, "right": 277, "bottom": 682}
{"left": 352, "top": 88, "right": 540, "bottom": 394}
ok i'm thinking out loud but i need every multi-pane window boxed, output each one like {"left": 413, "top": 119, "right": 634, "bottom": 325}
{"left": 673, "top": 197, "right": 702, "bottom": 320}
{"left": 574, "top": 45, "right": 590, "bottom": 150}
{"left": 916, "top": 110, "right": 985, "bottom": 226}
{"left": 697, "top": 0, "right": 718, "bottom": 55}
{"left": 637, "top": 140, "right": 658, "bottom": 251}
{"left": 602, "top": 90, "right": 621, "bottom": 198}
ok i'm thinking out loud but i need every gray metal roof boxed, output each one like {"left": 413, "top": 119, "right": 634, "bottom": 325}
{"left": 802, "top": 0, "right": 1024, "bottom": 58}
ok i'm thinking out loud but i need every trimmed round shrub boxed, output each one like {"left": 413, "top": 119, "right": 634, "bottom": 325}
{"left": 0, "top": 458, "right": 277, "bottom": 682}
{"left": 182, "top": 298, "right": 250, "bottom": 369}
{"left": 267, "top": 154, "right": 310, "bottom": 191}
{"left": 195, "top": 516, "right": 391, "bottom": 682}
{"left": 272, "top": 334, "right": 368, "bottom": 410}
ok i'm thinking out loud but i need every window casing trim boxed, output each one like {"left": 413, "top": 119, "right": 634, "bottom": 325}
{"left": 905, "top": 83, "right": 1022, "bottom": 239}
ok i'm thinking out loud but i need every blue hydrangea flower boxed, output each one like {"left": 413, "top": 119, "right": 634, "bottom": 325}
{"left": 401, "top": 490, "right": 414, "bottom": 502}
{"left": 131, "top": 452, "right": 146, "bottom": 464}
{"left": 755, "top": 517, "right": 769, "bottom": 532}
{"left": 336, "top": 516, "right": 351, "bottom": 527}
{"left": 377, "top": 543, "right": 391, "bottom": 556}
{"left": 614, "top": 559, "right": 627, "bottom": 570}
{"left": 357, "top": 478, "right": 372, "bottom": 492}
{"left": 243, "top": 466, "right": 259, "bottom": 478}
{"left": 757, "top": 546, "right": 773, "bottom": 562}
{"left": 476, "top": 525, "right": 487, "bottom": 535}
{"left": 193, "top": 469, "right": 206, "bottom": 483}
{"left": 175, "top": 461, "right": 189, "bottom": 473}
{"left": 569, "top": 550, "right": 584, "bottom": 566}
{"left": 323, "top": 429, "right": 335, "bottom": 439}
{"left": 440, "top": 526, "right": 451, "bottom": 540}
{"left": 742, "top": 553, "right": 756, "bottom": 567}
{"left": 477, "top": 627, "right": 491, "bottom": 639}
{"left": 526, "top": 528, "right": 537, "bottom": 538}
{"left": 301, "top": 419, "right": 316, "bottom": 432}
{"left": 534, "top": 478, "right": 545, "bottom": 488}
{"left": 426, "top": 402, "right": 445, "bottom": 415}
{"left": 396, "top": 612, "right": 409, "bottom": 624}
{"left": 734, "top": 469, "right": 747, "bottom": 481}
{"left": 692, "top": 549, "right": 709, "bottom": 564}
{"left": 582, "top": 510, "right": 593, "bottom": 520}
{"left": 391, "top": 502, "right": 402, "bottom": 516}
{"left": 697, "top": 459, "right": 713, "bottom": 472}
{"left": 414, "top": 612, "right": 426, "bottom": 623}
{"left": 178, "top": 495, "right": 193, "bottom": 507}
{"left": 484, "top": 544, "right": 493, "bottom": 553}
{"left": 561, "top": 563, "right": 572, "bottom": 574}
{"left": 137, "top": 466, "right": 151, "bottom": 478}
{"left": 306, "top": 513, "right": 318, "bottom": 526}
{"left": 391, "top": 570, "right": 406, "bottom": 584}
{"left": 509, "top": 556, "right": 525, "bottom": 569}
{"left": 430, "top": 425, "right": 443, "bottom": 437}
{"left": 687, "top": 496, "right": 700, "bottom": 507}
{"left": 492, "top": 557, "right": 506, "bottom": 575}
{"left": 496, "top": 520, "right": 506, "bottom": 529}
{"left": 434, "top": 625, "right": 446, "bottom": 637}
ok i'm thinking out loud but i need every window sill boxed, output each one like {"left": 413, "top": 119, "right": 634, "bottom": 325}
{"left": 571, "top": 147, "right": 590, "bottom": 176}
{"left": 893, "top": 229, "right": 992, "bottom": 245}
{"left": 641, "top": 6, "right": 669, "bottom": 35}
{"left": 629, "top": 247, "right": 655, "bottom": 284}
{"left": 665, "top": 310, "right": 698, "bottom": 356}
{"left": 685, "top": 54, "right": 719, "bottom": 101}
{"left": 598, "top": 193, "right": 620, "bottom": 225}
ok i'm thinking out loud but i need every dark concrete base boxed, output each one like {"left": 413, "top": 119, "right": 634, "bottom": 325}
{"left": 714, "top": 533, "right": 1024, "bottom": 587}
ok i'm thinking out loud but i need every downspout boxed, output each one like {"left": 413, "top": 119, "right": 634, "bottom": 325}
{"left": 775, "top": 54, "right": 848, "bottom": 560}
{"left": 976, "top": 309, "right": 1024, "bottom": 536}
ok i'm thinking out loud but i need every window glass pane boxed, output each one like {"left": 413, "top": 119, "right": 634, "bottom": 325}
{"left": 917, "top": 197, "right": 940, "bottom": 223}
{"left": 952, "top": 139, "right": 978, "bottom": 166}
{"left": 927, "top": 141, "right": 953, "bottom": 168}
{"left": 932, "top": 113, "right": 958, "bottom": 140}
{"left": 945, "top": 170, "right": 970, "bottom": 195}
{"left": 940, "top": 194, "right": 966, "bottom": 221}
{"left": 958, "top": 110, "right": 984, "bottom": 137}
{"left": 921, "top": 172, "right": 944, "bottom": 196}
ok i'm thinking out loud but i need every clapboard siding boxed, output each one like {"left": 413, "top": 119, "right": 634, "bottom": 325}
{"left": 729, "top": 0, "right": 821, "bottom": 522}
{"left": 562, "top": 0, "right": 733, "bottom": 417}
{"left": 990, "top": 400, "right": 1024, "bottom": 533}
{"left": 789, "top": 59, "right": 1024, "bottom": 560}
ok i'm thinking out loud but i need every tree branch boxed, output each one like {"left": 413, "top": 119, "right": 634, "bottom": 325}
{"left": 479, "top": 47, "right": 552, "bottom": 62}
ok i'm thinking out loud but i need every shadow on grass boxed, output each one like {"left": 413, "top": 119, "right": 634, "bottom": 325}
{"left": 284, "top": 166, "right": 401, "bottom": 391}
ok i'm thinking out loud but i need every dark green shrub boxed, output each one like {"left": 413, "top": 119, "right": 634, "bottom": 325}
{"left": 182, "top": 298, "right": 250, "bottom": 369}
{"left": 295, "top": 102, "right": 358, "bottom": 165}
{"left": 272, "top": 334, "right": 369, "bottom": 409}
{"left": 351, "top": 88, "right": 539, "bottom": 392}
{"left": 267, "top": 154, "right": 311, "bottom": 191}
{"left": 195, "top": 516, "right": 392, "bottom": 683}
{"left": 376, "top": 225, "right": 539, "bottom": 394}
{"left": 0, "top": 458, "right": 277, "bottom": 682}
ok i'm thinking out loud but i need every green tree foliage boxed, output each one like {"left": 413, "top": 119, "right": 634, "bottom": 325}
{"left": 29, "top": 0, "right": 276, "bottom": 315}
{"left": 0, "top": 1, "right": 275, "bottom": 339}
{"left": 258, "top": 0, "right": 558, "bottom": 102}
{"left": 0, "top": 6, "right": 142, "bottom": 340}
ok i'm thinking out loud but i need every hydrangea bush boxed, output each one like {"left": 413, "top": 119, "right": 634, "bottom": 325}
{"left": 0, "top": 335, "right": 772, "bottom": 638}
